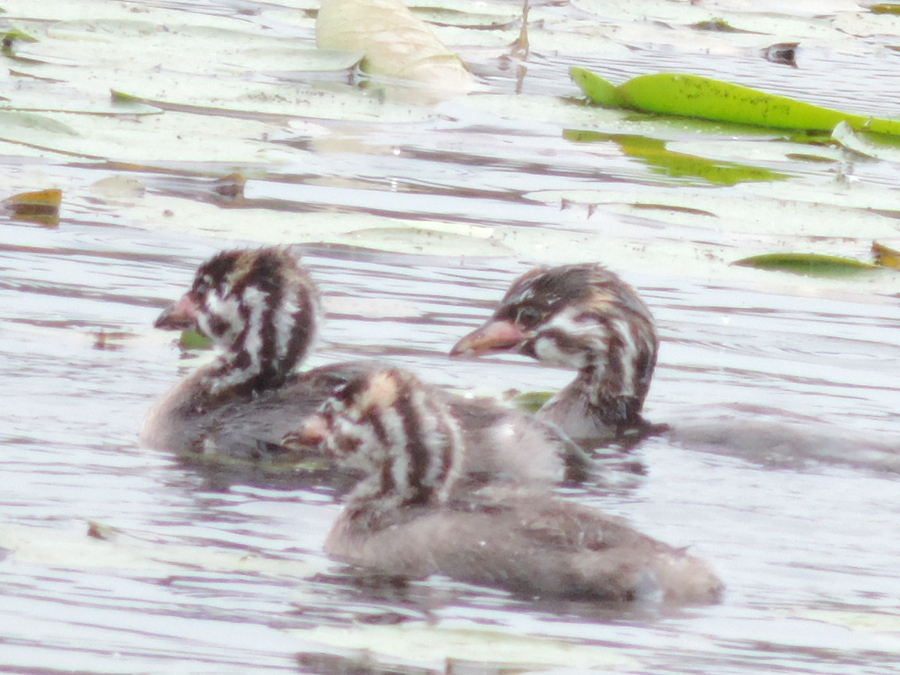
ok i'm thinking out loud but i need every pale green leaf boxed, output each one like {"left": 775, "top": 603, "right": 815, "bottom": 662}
{"left": 569, "top": 67, "right": 628, "bottom": 108}
{"left": 571, "top": 68, "right": 900, "bottom": 136}
{"left": 732, "top": 253, "right": 881, "bottom": 277}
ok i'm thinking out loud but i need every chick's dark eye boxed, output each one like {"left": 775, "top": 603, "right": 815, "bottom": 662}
{"left": 193, "top": 274, "right": 214, "bottom": 297}
{"left": 515, "top": 306, "right": 543, "bottom": 327}
{"left": 322, "top": 396, "right": 345, "bottom": 417}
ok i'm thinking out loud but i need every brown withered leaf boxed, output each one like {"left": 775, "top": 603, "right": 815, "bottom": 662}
{"left": 872, "top": 241, "right": 900, "bottom": 270}
{"left": 3, "top": 188, "right": 62, "bottom": 227}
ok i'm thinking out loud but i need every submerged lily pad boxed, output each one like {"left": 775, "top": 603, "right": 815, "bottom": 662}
{"left": 733, "top": 253, "right": 881, "bottom": 277}
{"left": 0, "top": 522, "right": 321, "bottom": 577}
{"left": 792, "top": 608, "right": 900, "bottom": 634}
{"left": 0, "top": 104, "right": 308, "bottom": 165}
{"left": 564, "top": 130, "right": 787, "bottom": 185}
{"left": 571, "top": 68, "right": 900, "bottom": 136}
{"left": 291, "top": 624, "right": 640, "bottom": 671}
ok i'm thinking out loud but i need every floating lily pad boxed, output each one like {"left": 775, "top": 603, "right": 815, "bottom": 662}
{"left": 506, "top": 390, "right": 554, "bottom": 414}
{"left": 179, "top": 328, "right": 212, "bottom": 351}
{"left": 0, "top": 106, "right": 304, "bottom": 164}
{"left": 869, "top": 4, "right": 900, "bottom": 15}
{"left": 569, "top": 71, "right": 628, "bottom": 108}
{"left": 691, "top": 18, "right": 746, "bottom": 32}
{"left": 831, "top": 120, "right": 900, "bottom": 161}
{"left": 571, "top": 68, "right": 900, "bottom": 136}
{"left": 2, "top": 82, "right": 162, "bottom": 116}
{"left": 1, "top": 28, "right": 39, "bottom": 60}
{"left": 733, "top": 253, "right": 881, "bottom": 277}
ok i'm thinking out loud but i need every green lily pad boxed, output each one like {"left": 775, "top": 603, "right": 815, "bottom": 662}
{"left": 1, "top": 28, "right": 39, "bottom": 62}
{"left": 733, "top": 253, "right": 881, "bottom": 277}
{"left": 570, "top": 68, "right": 628, "bottom": 108}
{"left": 869, "top": 4, "right": 900, "bottom": 15}
{"left": 179, "top": 328, "right": 212, "bottom": 351}
{"left": 571, "top": 67, "right": 900, "bottom": 136}
{"left": 507, "top": 390, "right": 554, "bottom": 414}
{"left": 691, "top": 18, "right": 746, "bottom": 33}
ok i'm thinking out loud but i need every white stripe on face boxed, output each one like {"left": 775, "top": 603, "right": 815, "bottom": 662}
{"left": 611, "top": 316, "right": 638, "bottom": 397}
{"left": 531, "top": 306, "right": 608, "bottom": 369}
{"left": 200, "top": 291, "right": 244, "bottom": 347}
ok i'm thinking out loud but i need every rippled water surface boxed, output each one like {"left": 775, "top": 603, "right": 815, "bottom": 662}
{"left": 3, "top": 0, "right": 900, "bottom": 673}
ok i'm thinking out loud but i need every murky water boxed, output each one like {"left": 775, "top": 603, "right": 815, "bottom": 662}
{"left": 3, "top": 0, "right": 900, "bottom": 673}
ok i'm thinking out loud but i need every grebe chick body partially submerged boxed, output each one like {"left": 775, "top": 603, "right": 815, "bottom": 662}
{"left": 292, "top": 360, "right": 592, "bottom": 487}
{"left": 290, "top": 366, "right": 723, "bottom": 604}
{"left": 142, "top": 248, "right": 586, "bottom": 485}
{"left": 141, "top": 247, "right": 329, "bottom": 461}
{"left": 452, "top": 263, "right": 660, "bottom": 448}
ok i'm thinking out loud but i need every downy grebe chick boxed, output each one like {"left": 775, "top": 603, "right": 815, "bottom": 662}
{"left": 287, "top": 366, "right": 723, "bottom": 604}
{"left": 291, "top": 360, "right": 592, "bottom": 487}
{"left": 142, "top": 248, "right": 586, "bottom": 485}
{"left": 141, "top": 247, "right": 331, "bottom": 461}
{"left": 451, "top": 263, "right": 660, "bottom": 448}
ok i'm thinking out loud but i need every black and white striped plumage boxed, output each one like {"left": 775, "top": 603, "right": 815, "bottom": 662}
{"left": 290, "top": 367, "right": 722, "bottom": 604}
{"left": 451, "top": 264, "right": 659, "bottom": 446}
{"left": 299, "top": 368, "right": 466, "bottom": 517}
{"left": 141, "top": 247, "right": 331, "bottom": 460}
{"left": 184, "top": 247, "right": 320, "bottom": 396}
{"left": 141, "top": 248, "right": 582, "bottom": 484}
{"left": 295, "top": 360, "right": 591, "bottom": 488}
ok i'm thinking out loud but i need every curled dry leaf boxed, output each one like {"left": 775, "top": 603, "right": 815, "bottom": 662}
{"left": 317, "top": 0, "right": 474, "bottom": 97}
{"left": 2, "top": 188, "right": 62, "bottom": 227}
{"left": 872, "top": 241, "right": 900, "bottom": 270}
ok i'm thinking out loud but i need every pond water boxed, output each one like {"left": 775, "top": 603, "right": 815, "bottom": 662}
{"left": 2, "top": 0, "right": 900, "bottom": 673}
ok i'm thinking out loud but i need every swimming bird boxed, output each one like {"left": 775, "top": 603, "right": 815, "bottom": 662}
{"left": 288, "top": 365, "right": 722, "bottom": 604}
{"left": 142, "top": 248, "right": 587, "bottom": 485}
{"left": 451, "top": 264, "right": 660, "bottom": 447}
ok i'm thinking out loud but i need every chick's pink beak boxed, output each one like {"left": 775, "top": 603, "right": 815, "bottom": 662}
{"left": 281, "top": 413, "right": 329, "bottom": 450}
{"left": 154, "top": 293, "right": 201, "bottom": 330}
{"left": 450, "top": 319, "right": 525, "bottom": 357}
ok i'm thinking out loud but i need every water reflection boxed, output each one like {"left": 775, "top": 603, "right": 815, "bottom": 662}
{"left": 3, "top": 213, "right": 900, "bottom": 673}
{"left": 3, "top": 2, "right": 900, "bottom": 672}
